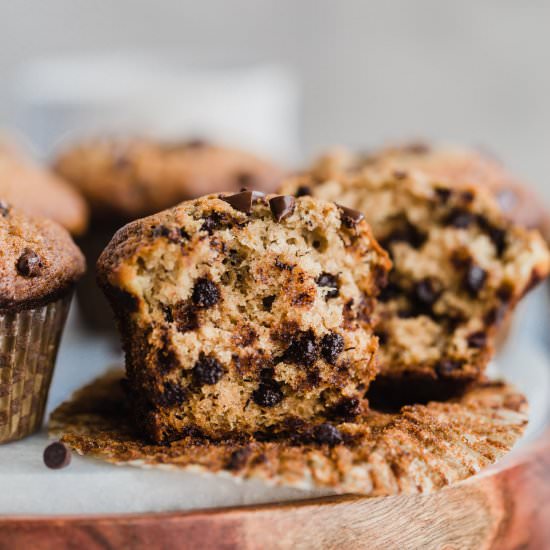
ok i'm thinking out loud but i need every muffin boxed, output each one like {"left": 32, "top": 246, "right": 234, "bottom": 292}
{"left": 97, "top": 191, "right": 390, "bottom": 442}
{"left": 352, "top": 142, "right": 550, "bottom": 238}
{"left": 0, "top": 202, "right": 85, "bottom": 443}
{"left": 0, "top": 144, "right": 88, "bottom": 236}
{"left": 280, "top": 158, "right": 550, "bottom": 400}
{"left": 54, "top": 137, "right": 285, "bottom": 332}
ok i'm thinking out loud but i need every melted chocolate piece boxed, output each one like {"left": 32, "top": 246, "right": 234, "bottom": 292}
{"left": 192, "top": 278, "right": 221, "bottom": 309}
{"left": 252, "top": 380, "right": 284, "bottom": 407}
{"left": 269, "top": 195, "right": 296, "bottom": 222}
{"left": 464, "top": 265, "right": 487, "bottom": 296}
{"left": 193, "top": 354, "right": 224, "bottom": 385}
{"left": 16, "top": 248, "right": 43, "bottom": 277}
{"left": 467, "top": 331, "right": 487, "bottom": 349}
{"left": 295, "top": 186, "right": 312, "bottom": 197}
{"left": 313, "top": 423, "right": 343, "bottom": 446}
{"left": 316, "top": 272, "right": 339, "bottom": 299}
{"left": 283, "top": 330, "right": 319, "bottom": 366}
{"left": 321, "top": 332, "right": 344, "bottom": 364}
{"left": 337, "top": 204, "right": 365, "bottom": 228}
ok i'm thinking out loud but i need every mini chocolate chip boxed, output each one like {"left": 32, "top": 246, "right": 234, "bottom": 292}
{"left": 328, "top": 397, "right": 361, "bottom": 421}
{"left": 435, "top": 187, "right": 452, "bottom": 203}
{"left": 160, "top": 381, "right": 187, "bottom": 406}
{"left": 269, "top": 195, "right": 295, "bottom": 222}
{"left": 283, "top": 330, "right": 319, "bottom": 366}
{"left": 275, "top": 258, "right": 294, "bottom": 271}
{"left": 43, "top": 441, "right": 71, "bottom": 470}
{"left": 413, "top": 277, "right": 442, "bottom": 306}
{"left": 436, "top": 359, "right": 464, "bottom": 377}
{"left": 0, "top": 200, "right": 10, "bottom": 217}
{"left": 192, "top": 277, "right": 221, "bottom": 308}
{"left": 464, "top": 265, "right": 487, "bottom": 296}
{"left": 380, "top": 221, "right": 427, "bottom": 250}
{"left": 307, "top": 368, "right": 321, "bottom": 387}
{"left": 467, "top": 331, "right": 487, "bottom": 348}
{"left": 378, "top": 281, "right": 401, "bottom": 302}
{"left": 313, "top": 423, "right": 343, "bottom": 446}
{"left": 295, "top": 186, "right": 312, "bottom": 197}
{"left": 484, "top": 304, "right": 507, "bottom": 326}
{"left": 226, "top": 448, "right": 251, "bottom": 471}
{"left": 445, "top": 209, "right": 475, "bottom": 228}
{"left": 337, "top": 204, "right": 365, "bottom": 228}
{"left": 262, "top": 295, "right": 276, "bottom": 311}
{"left": 477, "top": 217, "right": 507, "bottom": 256}
{"left": 375, "top": 330, "right": 388, "bottom": 345}
{"left": 16, "top": 248, "right": 43, "bottom": 277}
{"left": 461, "top": 191, "right": 475, "bottom": 203}
{"left": 316, "top": 272, "right": 339, "bottom": 299}
{"left": 321, "top": 332, "right": 344, "bottom": 364}
{"left": 222, "top": 191, "right": 255, "bottom": 214}
{"left": 201, "top": 212, "right": 227, "bottom": 234}
{"left": 252, "top": 380, "right": 283, "bottom": 407}
{"left": 173, "top": 301, "right": 199, "bottom": 333}
{"left": 193, "top": 354, "right": 224, "bottom": 385}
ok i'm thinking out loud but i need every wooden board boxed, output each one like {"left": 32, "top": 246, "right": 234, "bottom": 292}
{"left": 0, "top": 425, "right": 548, "bottom": 550}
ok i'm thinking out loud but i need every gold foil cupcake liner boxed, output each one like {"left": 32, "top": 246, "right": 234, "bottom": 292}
{"left": 0, "top": 293, "right": 72, "bottom": 443}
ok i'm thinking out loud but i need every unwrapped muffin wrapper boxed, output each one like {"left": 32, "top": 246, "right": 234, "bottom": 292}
{"left": 0, "top": 293, "right": 72, "bottom": 443}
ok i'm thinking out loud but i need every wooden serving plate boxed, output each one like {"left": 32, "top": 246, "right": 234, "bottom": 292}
{"left": 0, "top": 424, "right": 548, "bottom": 550}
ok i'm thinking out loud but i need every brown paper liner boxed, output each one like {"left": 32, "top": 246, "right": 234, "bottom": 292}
{"left": 0, "top": 293, "right": 72, "bottom": 443}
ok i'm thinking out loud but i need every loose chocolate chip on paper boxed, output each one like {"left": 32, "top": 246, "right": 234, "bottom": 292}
{"left": 43, "top": 441, "right": 71, "bottom": 470}
{"left": 269, "top": 195, "right": 296, "bottom": 222}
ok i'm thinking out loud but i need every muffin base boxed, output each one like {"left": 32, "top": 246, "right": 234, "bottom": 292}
{"left": 0, "top": 293, "right": 72, "bottom": 443}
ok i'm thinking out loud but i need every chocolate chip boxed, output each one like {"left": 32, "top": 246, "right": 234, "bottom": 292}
{"left": 464, "top": 265, "right": 487, "bottom": 296}
{"left": 381, "top": 221, "right": 427, "bottom": 250}
{"left": 436, "top": 359, "right": 464, "bottom": 377}
{"left": 497, "top": 282, "right": 514, "bottom": 302}
{"left": 321, "top": 332, "right": 344, "bottom": 364}
{"left": 435, "top": 187, "right": 452, "bottom": 203}
{"left": 201, "top": 212, "right": 228, "bottom": 234}
{"left": 375, "top": 330, "right": 388, "bottom": 345}
{"left": 193, "top": 354, "right": 224, "bottom": 385}
{"left": 413, "top": 277, "right": 442, "bottom": 307}
{"left": 283, "top": 330, "right": 318, "bottom": 366}
{"left": 337, "top": 204, "right": 365, "bottom": 228}
{"left": 445, "top": 209, "right": 475, "bottom": 228}
{"left": 222, "top": 191, "right": 255, "bottom": 214}
{"left": 43, "top": 441, "right": 71, "bottom": 470}
{"left": 262, "top": 295, "right": 276, "bottom": 311}
{"left": 467, "top": 331, "right": 487, "bottom": 348}
{"left": 316, "top": 272, "right": 339, "bottom": 299}
{"left": 328, "top": 397, "right": 361, "bottom": 421}
{"left": 275, "top": 258, "right": 294, "bottom": 271}
{"left": 313, "top": 424, "right": 343, "bottom": 446}
{"left": 226, "top": 448, "right": 251, "bottom": 471}
{"left": 109, "top": 287, "right": 139, "bottom": 313}
{"left": 160, "top": 381, "right": 187, "bottom": 406}
{"left": 0, "top": 200, "right": 10, "bottom": 217}
{"left": 151, "top": 225, "right": 184, "bottom": 243}
{"left": 269, "top": 196, "right": 295, "bottom": 222}
{"left": 484, "top": 305, "right": 507, "bottom": 326}
{"left": 157, "top": 337, "right": 179, "bottom": 374}
{"left": 252, "top": 380, "right": 283, "bottom": 407}
{"left": 295, "top": 186, "right": 312, "bottom": 197}
{"left": 173, "top": 301, "right": 199, "bottom": 332}
{"left": 16, "top": 248, "right": 43, "bottom": 277}
{"left": 378, "top": 281, "right": 401, "bottom": 302}
{"left": 192, "top": 277, "right": 221, "bottom": 308}
{"left": 477, "top": 216, "right": 507, "bottom": 256}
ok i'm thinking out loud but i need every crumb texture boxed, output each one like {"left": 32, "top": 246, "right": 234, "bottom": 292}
{"left": 280, "top": 154, "right": 550, "bottom": 387}
{"left": 97, "top": 193, "right": 390, "bottom": 442}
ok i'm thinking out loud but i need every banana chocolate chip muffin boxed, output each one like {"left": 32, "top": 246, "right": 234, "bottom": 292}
{"left": 97, "top": 192, "right": 390, "bottom": 443}
{"left": 0, "top": 143, "right": 88, "bottom": 236}
{"left": 350, "top": 142, "right": 550, "bottom": 237}
{"left": 280, "top": 157, "right": 550, "bottom": 399}
{"left": 0, "top": 202, "right": 85, "bottom": 443}
{"left": 54, "top": 137, "right": 285, "bottom": 332}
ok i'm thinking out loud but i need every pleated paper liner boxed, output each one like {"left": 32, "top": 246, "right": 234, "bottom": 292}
{"left": 49, "top": 369, "right": 528, "bottom": 496}
{"left": 0, "top": 293, "right": 72, "bottom": 443}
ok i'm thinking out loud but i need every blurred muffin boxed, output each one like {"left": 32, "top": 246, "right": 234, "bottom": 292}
{"left": 0, "top": 202, "right": 85, "bottom": 443}
{"left": 0, "top": 145, "right": 88, "bottom": 236}
{"left": 353, "top": 142, "right": 550, "bottom": 238}
{"left": 54, "top": 137, "right": 285, "bottom": 332}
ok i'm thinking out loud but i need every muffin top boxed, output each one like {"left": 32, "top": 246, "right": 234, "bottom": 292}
{"left": 344, "top": 142, "right": 549, "bottom": 236}
{"left": 0, "top": 147, "right": 89, "bottom": 236}
{"left": 0, "top": 202, "right": 86, "bottom": 311}
{"left": 54, "top": 138, "right": 286, "bottom": 221}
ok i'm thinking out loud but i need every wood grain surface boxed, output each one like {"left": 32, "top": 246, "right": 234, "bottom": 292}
{"left": 0, "top": 431, "right": 548, "bottom": 550}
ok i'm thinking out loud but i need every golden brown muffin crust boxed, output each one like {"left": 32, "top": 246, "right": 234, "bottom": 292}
{"left": 54, "top": 138, "right": 286, "bottom": 220}
{"left": 0, "top": 203, "right": 86, "bottom": 311}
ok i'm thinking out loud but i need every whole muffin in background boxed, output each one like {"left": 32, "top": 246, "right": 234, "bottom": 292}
{"left": 54, "top": 137, "right": 286, "bottom": 333}
{"left": 97, "top": 192, "right": 390, "bottom": 443}
{"left": 0, "top": 144, "right": 89, "bottom": 236}
{"left": 0, "top": 202, "right": 85, "bottom": 443}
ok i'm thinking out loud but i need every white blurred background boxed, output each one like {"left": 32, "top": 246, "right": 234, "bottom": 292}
{"left": 1, "top": 0, "right": 549, "bottom": 200}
